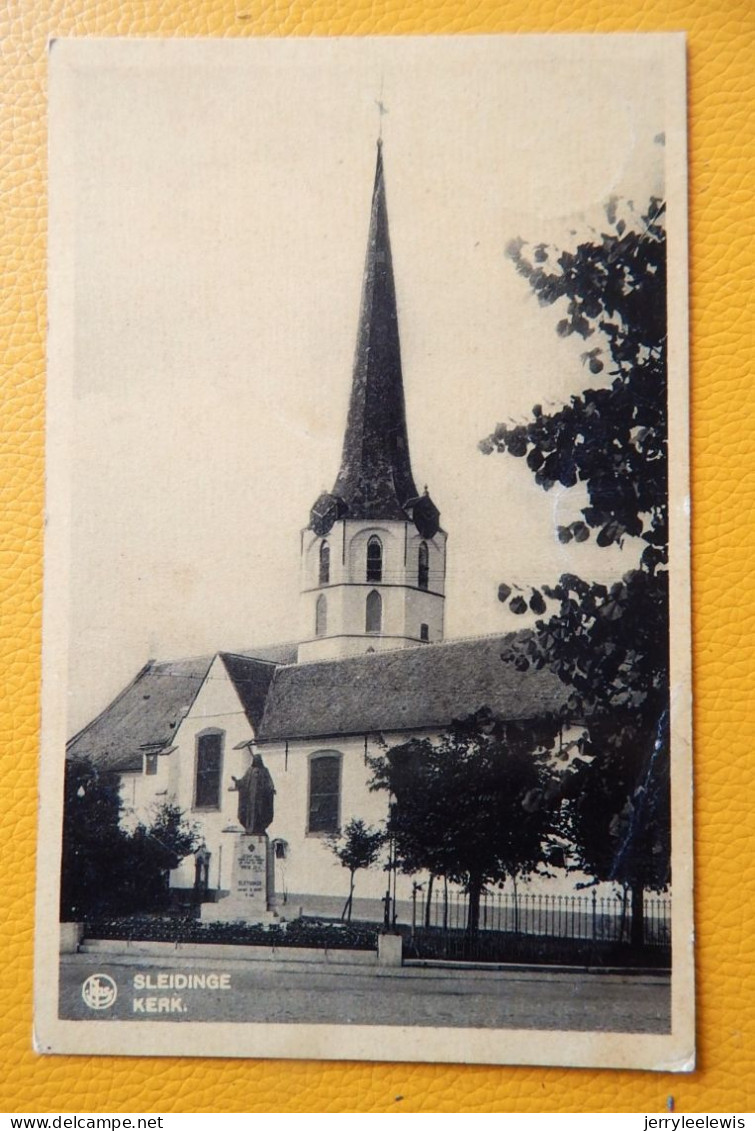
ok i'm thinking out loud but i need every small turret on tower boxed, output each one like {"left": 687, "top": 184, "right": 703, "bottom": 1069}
{"left": 300, "top": 141, "right": 447, "bottom": 663}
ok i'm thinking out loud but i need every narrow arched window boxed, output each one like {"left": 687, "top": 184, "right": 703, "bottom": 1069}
{"left": 194, "top": 730, "right": 224, "bottom": 810}
{"left": 366, "top": 589, "right": 382, "bottom": 634}
{"left": 418, "top": 541, "right": 429, "bottom": 590}
{"left": 366, "top": 536, "right": 382, "bottom": 583}
{"left": 318, "top": 540, "right": 330, "bottom": 585}
{"left": 308, "top": 753, "right": 341, "bottom": 834}
{"left": 315, "top": 593, "right": 327, "bottom": 637}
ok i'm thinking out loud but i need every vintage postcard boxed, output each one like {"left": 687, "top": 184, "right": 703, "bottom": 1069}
{"left": 36, "top": 35, "right": 692, "bottom": 1069}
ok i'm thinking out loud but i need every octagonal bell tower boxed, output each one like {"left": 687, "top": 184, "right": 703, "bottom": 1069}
{"left": 298, "top": 140, "right": 447, "bottom": 663}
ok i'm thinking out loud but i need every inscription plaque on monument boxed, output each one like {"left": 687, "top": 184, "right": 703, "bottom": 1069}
{"left": 201, "top": 834, "right": 275, "bottom": 924}
{"left": 235, "top": 840, "right": 266, "bottom": 904}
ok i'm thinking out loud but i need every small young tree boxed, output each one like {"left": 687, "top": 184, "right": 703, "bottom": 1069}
{"left": 327, "top": 818, "right": 385, "bottom": 922}
{"left": 370, "top": 710, "right": 560, "bottom": 933}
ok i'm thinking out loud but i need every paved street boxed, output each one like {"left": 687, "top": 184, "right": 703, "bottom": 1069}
{"left": 60, "top": 953, "right": 670, "bottom": 1033}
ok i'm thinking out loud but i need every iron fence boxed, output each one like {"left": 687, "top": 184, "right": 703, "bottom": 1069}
{"left": 411, "top": 885, "right": 671, "bottom": 948}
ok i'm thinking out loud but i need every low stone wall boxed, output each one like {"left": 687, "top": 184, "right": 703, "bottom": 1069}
{"left": 59, "top": 922, "right": 84, "bottom": 954}
{"left": 79, "top": 938, "right": 380, "bottom": 965}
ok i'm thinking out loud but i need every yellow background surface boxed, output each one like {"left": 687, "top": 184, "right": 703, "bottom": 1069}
{"left": 2, "top": 0, "right": 752, "bottom": 1114}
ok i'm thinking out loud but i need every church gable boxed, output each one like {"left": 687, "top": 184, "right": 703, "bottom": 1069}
{"left": 218, "top": 652, "right": 279, "bottom": 731}
{"left": 150, "top": 654, "right": 266, "bottom": 833}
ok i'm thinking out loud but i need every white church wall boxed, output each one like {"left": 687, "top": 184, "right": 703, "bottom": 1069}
{"left": 406, "top": 528, "right": 447, "bottom": 597}
{"left": 298, "top": 522, "right": 447, "bottom": 660}
{"left": 253, "top": 724, "right": 594, "bottom": 911}
{"left": 123, "top": 654, "right": 258, "bottom": 893}
{"left": 403, "top": 587, "right": 444, "bottom": 643}
{"left": 118, "top": 663, "right": 585, "bottom": 912}
{"left": 345, "top": 523, "right": 402, "bottom": 583}
{"left": 258, "top": 731, "right": 435, "bottom": 907}
{"left": 339, "top": 582, "right": 407, "bottom": 646}
{"left": 118, "top": 771, "right": 140, "bottom": 825}
{"left": 120, "top": 753, "right": 170, "bottom": 829}
{"left": 301, "top": 524, "right": 347, "bottom": 590}
{"left": 298, "top": 585, "right": 353, "bottom": 661}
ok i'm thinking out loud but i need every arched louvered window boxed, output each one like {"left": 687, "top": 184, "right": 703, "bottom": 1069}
{"left": 315, "top": 593, "right": 327, "bottom": 637}
{"left": 418, "top": 541, "right": 429, "bottom": 590}
{"left": 366, "top": 536, "right": 383, "bottom": 583}
{"left": 366, "top": 589, "right": 382, "bottom": 634}
{"left": 319, "top": 540, "right": 330, "bottom": 585}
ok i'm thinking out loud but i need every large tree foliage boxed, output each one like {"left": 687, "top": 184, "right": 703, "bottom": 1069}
{"left": 61, "top": 757, "right": 126, "bottom": 921}
{"left": 61, "top": 757, "right": 200, "bottom": 921}
{"left": 369, "top": 710, "right": 559, "bottom": 932}
{"left": 480, "top": 200, "right": 670, "bottom": 941}
{"left": 482, "top": 197, "right": 667, "bottom": 572}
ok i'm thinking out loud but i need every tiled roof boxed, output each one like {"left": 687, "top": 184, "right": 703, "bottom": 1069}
{"left": 257, "top": 634, "right": 567, "bottom": 742}
{"left": 66, "top": 655, "right": 214, "bottom": 773}
{"left": 66, "top": 643, "right": 299, "bottom": 773}
{"left": 219, "top": 652, "right": 279, "bottom": 731}
{"left": 67, "top": 634, "right": 567, "bottom": 771}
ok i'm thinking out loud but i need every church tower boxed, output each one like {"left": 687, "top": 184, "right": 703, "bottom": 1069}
{"left": 298, "top": 140, "right": 447, "bottom": 663}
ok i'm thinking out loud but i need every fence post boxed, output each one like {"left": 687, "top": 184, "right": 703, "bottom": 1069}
{"left": 592, "top": 889, "right": 597, "bottom": 941}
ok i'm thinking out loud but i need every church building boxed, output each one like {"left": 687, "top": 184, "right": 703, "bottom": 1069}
{"left": 66, "top": 141, "right": 565, "bottom": 916}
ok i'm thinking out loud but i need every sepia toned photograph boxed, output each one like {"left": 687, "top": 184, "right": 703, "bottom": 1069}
{"left": 36, "top": 35, "right": 692, "bottom": 1069}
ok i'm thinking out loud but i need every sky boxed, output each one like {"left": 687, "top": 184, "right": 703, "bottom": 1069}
{"left": 48, "top": 37, "right": 671, "bottom": 733}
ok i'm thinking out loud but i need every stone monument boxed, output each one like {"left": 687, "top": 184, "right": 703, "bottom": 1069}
{"left": 201, "top": 753, "right": 277, "bottom": 924}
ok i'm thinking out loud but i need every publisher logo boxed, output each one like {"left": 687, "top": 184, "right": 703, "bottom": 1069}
{"left": 81, "top": 973, "right": 117, "bottom": 1010}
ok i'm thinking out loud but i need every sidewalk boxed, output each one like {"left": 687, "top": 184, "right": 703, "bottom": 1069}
{"left": 59, "top": 951, "right": 671, "bottom": 1033}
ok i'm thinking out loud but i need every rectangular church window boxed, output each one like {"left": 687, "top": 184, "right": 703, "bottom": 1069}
{"left": 308, "top": 753, "right": 341, "bottom": 834}
{"left": 144, "top": 753, "right": 158, "bottom": 775}
{"left": 194, "top": 732, "right": 223, "bottom": 809}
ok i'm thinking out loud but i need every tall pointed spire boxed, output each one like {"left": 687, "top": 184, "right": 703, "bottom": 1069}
{"left": 331, "top": 138, "right": 418, "bottom": 518}
{"left": 310, "top": 140, "right": 439, "bottom": 539}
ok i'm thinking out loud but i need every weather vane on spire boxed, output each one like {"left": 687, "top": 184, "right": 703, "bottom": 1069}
{"left": 375, "top": 76, "right": 388, "bottom": 142}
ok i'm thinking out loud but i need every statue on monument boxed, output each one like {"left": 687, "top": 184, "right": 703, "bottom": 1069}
{"left": 231, "top": 752, "right": 275, "bottom": 835}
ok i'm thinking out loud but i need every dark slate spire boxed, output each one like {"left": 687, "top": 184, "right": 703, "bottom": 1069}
{"left": 310, "top": 140, "right": 440, "bottom": 539}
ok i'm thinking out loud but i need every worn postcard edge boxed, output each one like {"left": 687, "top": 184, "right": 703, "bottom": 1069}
{"left": 34, "top": 33, "right": 693, "bottom": 1070}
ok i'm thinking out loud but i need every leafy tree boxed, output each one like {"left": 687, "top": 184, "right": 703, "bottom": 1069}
{"left": 563, "top": 714, "right": 670, "bottom": 943}
{"left": 482, "top": 197, "right": 667, "bottom": 570}
{"left": 61, "top": 757, "right": 200, "bottom": 920}
{"left": 369, "top": 710, "right": 560, "bottom": 933}
{"left": 126, "top": 803, "right": 202, "bottom": 910}
{"left": 480, "top": 199, "right": 670, "bottom": 944}
{"left": 327, "top": 818, "right": 385, "bottom": 922}
{"left": 61, "top": 757, "right": 127, "bottom": 921}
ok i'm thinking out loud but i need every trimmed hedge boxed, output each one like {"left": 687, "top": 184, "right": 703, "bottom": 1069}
{"left": 85, "top": 915, "right": 378, "bottom": 951}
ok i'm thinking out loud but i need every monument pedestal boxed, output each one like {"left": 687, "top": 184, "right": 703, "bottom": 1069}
{"left": 201, "top": 833, "right": 277, "bottom": 924}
